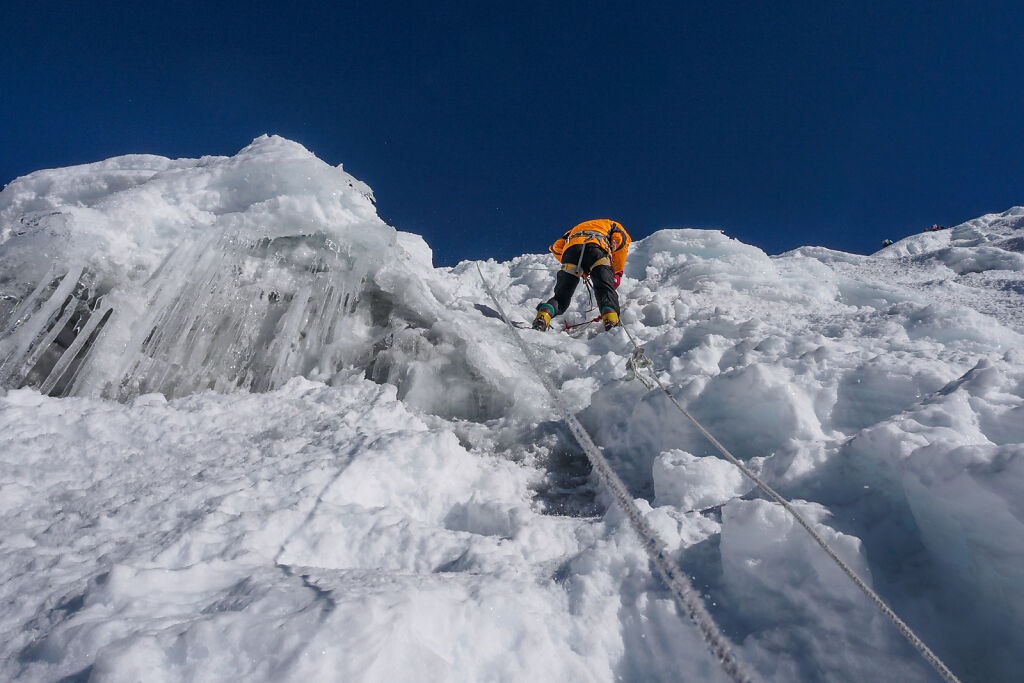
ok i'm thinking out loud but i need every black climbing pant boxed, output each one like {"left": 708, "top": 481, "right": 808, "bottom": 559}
{"left": 539, "top": 243, "right": 620, "bottom": 317}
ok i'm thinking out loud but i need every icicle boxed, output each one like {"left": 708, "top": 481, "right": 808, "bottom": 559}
{"left": 43, "top": 305, "right": 113, "bottom": 396}
{"left": 0, "top": 263, "right": 86, "bottom": 386}
{"left": 0, "top": 262, "right": 61, "bottom": 339}
{"left": 7, "top": 295, "right": 80, "bottom": 388}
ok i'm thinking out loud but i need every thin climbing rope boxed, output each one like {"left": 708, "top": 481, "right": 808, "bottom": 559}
{"left": 617, "top": 322, "right": 961, "bottom": 683}
{"left": 476, "top": 264, "right": 752, "bottom": 683}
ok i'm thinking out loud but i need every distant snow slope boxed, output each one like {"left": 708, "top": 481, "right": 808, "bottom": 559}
{"left": 1, "top": 139, "right": 1021, "bottom": 682}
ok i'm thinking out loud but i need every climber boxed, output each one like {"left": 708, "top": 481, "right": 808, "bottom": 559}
{"left": 533, "top": 219, "right": 631, "bottom": 332}
{"left": 881, "top": 238, "right": 894, "bottom": 248}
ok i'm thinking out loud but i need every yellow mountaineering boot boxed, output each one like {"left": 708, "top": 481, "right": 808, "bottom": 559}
{"left": 533, "top": 304, "right": 554, "bottom": 331}
{"left": 601, "top": 309, "right": 620, "bottom": 331}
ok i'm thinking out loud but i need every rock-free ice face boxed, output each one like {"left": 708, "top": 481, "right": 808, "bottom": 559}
{"left": 1, "top": 140, "right": 1023, "bottom": 682}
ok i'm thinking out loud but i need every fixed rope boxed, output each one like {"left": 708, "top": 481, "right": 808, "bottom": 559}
{"left": 617, "top": 322, "right": 961, "bottom": 683}
{"left": 476, "top": 264, "right": 752, "bottom": 683}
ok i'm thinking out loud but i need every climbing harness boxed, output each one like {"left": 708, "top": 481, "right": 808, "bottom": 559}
{"left": 561, "top": 254, "right": 612, "bottom": 278}
{"left": 476, "top": 264, "right": 752, "bottom": 683}
{"left": 617, "top": 323, "right": 961, "bottom": 683}
{"left": 557, "top": 229, "right": 614, "bottom": 255}
{"left": 567, "top": 241, "right": 589, "bottom": 277}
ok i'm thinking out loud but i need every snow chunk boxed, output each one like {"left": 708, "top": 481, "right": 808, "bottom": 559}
{"left": 692, "top": 362, "right": 827, "bottom": 460}
{"left": 628, "top": 228, "right": 779, "bottom": 292}
{"left": 653, "top": 449, "right": 751, "bottom": 510}
{"left": 721, "top": 499, "right": 929, "bottom": 681}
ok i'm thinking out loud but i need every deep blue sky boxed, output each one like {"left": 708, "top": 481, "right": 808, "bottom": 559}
{"left": 2, "top": 1, "right": 1022, "bottom": 266}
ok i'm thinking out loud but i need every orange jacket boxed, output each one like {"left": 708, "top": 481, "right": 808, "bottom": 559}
{"left": 549, "top": 219, "right": 631, "bottom": 274}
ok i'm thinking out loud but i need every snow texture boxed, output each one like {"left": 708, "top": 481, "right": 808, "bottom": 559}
{"left": 2, "top": 137, "right": 1022, "bottom": 682}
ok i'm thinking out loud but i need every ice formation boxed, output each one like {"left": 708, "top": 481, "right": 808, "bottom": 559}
{"left": 0, "top": 136, "right": 435, "bottom": 400}
{"left": 1, "top": 138, "right": 1022, "bottom": 682}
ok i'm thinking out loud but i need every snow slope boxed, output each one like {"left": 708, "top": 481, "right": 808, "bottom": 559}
{"left": 1, "top": 138, "right": 1022, "bottom": 682}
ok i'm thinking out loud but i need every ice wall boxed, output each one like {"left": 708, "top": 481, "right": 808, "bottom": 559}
{"left": 0, "top": 136, "right": 446, "bottom": 400}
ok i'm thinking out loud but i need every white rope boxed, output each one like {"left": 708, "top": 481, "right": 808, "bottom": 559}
{"left": 618, "top": 323, "right": 961, "bottom": 683}
{"left": 476, "top": 264, "right": 752, "bottom": 683}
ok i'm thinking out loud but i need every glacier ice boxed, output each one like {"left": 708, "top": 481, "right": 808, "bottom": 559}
{"left": 0, "top": 136, "right": 439, "bottom": 401}
{"left": 2, "top": 140, "right": 1024, "bottom": 682}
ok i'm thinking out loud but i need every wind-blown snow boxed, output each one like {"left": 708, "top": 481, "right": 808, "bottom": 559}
{"left": 1, "top": 138, "right": 1022, "bottom": 682}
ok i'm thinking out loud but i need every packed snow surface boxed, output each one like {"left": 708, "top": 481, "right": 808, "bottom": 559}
{"left": 1, "top": 138, "right": 1022, "bottom": 682}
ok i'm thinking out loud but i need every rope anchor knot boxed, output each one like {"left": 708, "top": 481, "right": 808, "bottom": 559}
{"left": 625, "top": 346, "right": 655, "bottom": 389}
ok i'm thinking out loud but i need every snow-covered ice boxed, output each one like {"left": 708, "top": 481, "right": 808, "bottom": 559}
{"left": 1, "top": 137, "right": 1022, "bottom": 682}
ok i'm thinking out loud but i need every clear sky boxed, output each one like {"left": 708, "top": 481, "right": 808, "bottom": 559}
{"left": 2, "top": 1, "right": 1022, "bottom": 266}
